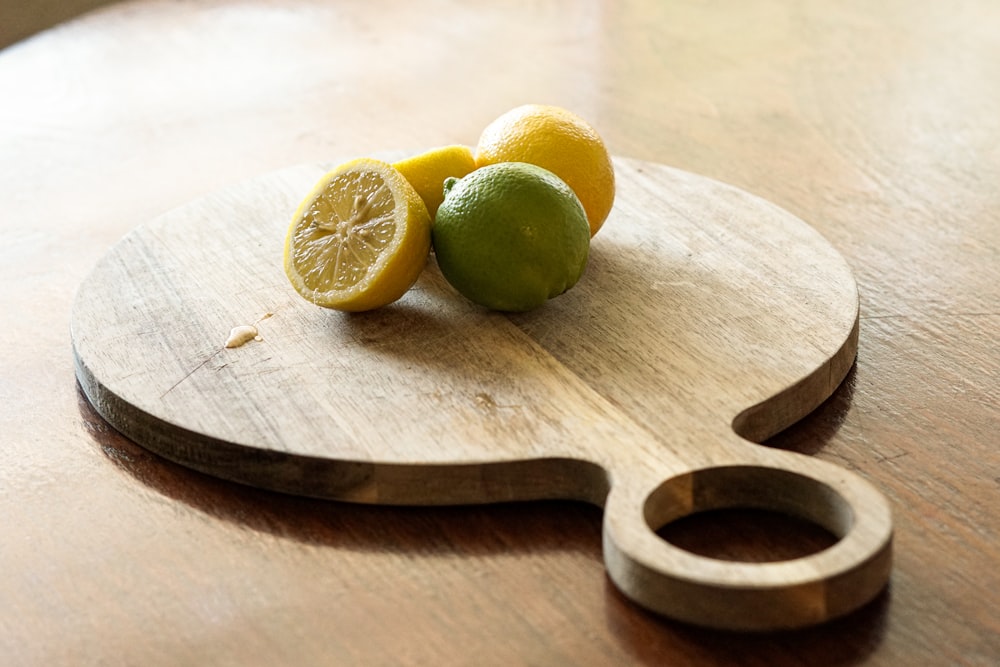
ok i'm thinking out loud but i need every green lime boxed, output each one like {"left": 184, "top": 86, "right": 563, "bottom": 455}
{"left": 431, "top": 162, "right": 591, "bottom": 312}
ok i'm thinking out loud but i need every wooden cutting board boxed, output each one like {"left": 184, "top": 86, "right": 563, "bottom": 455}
{"left": 71, "top": 156, "right": 892, "bottom": 631}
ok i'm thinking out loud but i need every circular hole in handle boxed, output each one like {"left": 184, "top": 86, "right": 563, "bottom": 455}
{"left": 657, "top": 507, "right": 839, "bottom": 563}
{"left": 602, "top": 461, "right": 892, "bottom": 631}
{"left": 645, "top": 465, "right": 854, "bottom": 553}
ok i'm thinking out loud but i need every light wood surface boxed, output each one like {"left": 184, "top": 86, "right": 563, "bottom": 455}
{"left": 2, "top": 0, "right": 999, "bottom": 663}
{"left": 70, "top": 156, "right": 891, "bottom": 630}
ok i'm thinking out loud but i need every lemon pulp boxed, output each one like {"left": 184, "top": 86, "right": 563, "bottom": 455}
{"left": 284, "top": 158, "right": 431, "bottom": 311}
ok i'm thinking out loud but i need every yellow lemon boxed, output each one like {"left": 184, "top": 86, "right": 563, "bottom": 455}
{"left": 284, "top": 158, "right": 431, "bottom": 311}
{"left": 432, "top": 162, "right": 590, "bottom": 312}
{"left": 393, "top": 145, "right": 477, "bottom": 218}
{"left": 474, "top": 104, "right": 615, "bottom": 236}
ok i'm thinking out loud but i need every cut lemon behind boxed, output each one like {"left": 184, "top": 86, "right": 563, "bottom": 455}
{"left": 393, "top": 145, "right": 477, "bottom": 218}
{"left": 284, "top": 158, "right": 431, "bottom": 311}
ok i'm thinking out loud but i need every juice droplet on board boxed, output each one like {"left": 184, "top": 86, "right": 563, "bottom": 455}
{"left": 225, "top": 325, "right": 260, "bottom": 348}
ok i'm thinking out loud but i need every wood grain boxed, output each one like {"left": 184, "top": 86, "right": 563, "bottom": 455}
{"left": 2, "top": 0, "right": 999, "bottom": 663}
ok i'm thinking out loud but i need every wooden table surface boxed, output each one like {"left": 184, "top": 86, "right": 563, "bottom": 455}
{"left": 2, "top": 1, "right": 998, "bottom": 665}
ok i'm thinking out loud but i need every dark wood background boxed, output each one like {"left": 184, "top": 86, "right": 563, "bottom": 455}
{"left": 2, "top": 1, "right": 997, "bottom": 665}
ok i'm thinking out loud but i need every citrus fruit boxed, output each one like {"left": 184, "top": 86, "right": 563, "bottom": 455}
{"left": 284, "top": 157, "right": 431, "bottom": 311}
{"left": 474, "top": 104, "right": 615, "bottom": 236}
{"left": 432, "top": 162, "right": 590, "bottom": 312}
{"left": 393, "top": 145, "right": 477, "bottom": 218}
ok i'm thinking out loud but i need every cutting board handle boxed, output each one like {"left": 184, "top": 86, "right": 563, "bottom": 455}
{"left": 601, "top": 445, "right": 893, "bottom": 630}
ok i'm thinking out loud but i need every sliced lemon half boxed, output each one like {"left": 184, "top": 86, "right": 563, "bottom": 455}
{"left": 284, "top": 158, "right": 431, "bottom": 311}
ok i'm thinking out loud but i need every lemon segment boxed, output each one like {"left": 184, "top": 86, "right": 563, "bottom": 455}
{"left": 284, "top": 158, "right": 431, "bottom": 311}
{"left": 393, "top": 145, "right": 477, "bottom": 218}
